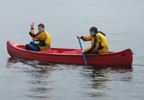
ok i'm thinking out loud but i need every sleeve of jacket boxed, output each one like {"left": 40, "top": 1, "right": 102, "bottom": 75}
{"left": 34, "top": 32, "right": 46, "bottom": 40}
{"left": 29, "top": 28, "right": 35, "bottom": 37}
{"left": 29, "top": 29, "right": 46, "bottom": 40}
{"left": 81, "top": 35, "right": 92, "bottom": 41}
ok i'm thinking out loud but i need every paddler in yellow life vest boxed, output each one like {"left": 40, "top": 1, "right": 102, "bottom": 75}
{"left": 25, "top": 22, "right": 51, "bottom": 51}
{"left": 77, "top": 27, "right": 109, "bottom": 54}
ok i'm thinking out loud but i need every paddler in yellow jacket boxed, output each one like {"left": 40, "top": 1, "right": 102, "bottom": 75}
{"left": 25, "top": 22, "right": 51, "bottom": 51}
{"left": 77, "top": 27, "right": 109, "bottom": 54}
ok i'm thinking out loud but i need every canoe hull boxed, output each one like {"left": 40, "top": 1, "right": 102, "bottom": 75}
{"left": 7, "top": 41, "right": 133, "bottom": 66}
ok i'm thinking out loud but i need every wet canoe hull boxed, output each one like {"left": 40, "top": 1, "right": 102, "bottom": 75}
{"left": 7, "top": 41, "right": 133, "bottom": 66}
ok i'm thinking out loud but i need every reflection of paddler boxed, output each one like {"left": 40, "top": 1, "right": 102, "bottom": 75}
{"left": 77, "top": 27, "right": 109, "bottom": 54}
{"left": 25, "top": 23, "right": 51, "bottom": 51}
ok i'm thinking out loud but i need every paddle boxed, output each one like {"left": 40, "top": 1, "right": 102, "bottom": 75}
{"left": 78, "top": 38, "right": 88, "bottom": 65}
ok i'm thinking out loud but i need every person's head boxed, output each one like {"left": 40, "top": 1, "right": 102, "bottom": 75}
{"left": 89, "top": 27, "right": 98, "bottom": 36}
{"left": 38, "top": 23, "right": 45, "bottom": 32}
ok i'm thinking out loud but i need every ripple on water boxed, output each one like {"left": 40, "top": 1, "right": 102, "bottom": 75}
{"left": 5, "top": 57, "right": 135, "bottom": 100}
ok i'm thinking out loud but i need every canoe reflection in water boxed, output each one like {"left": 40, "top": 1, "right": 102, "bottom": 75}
{"left": 6, "top": 57, "right": 133, "bottom": 99}
{"left": 80, "top": 65, "right": 132, "bottom": 98}
{"left": 7, "top": 57, "right": 54, "bottom": 99}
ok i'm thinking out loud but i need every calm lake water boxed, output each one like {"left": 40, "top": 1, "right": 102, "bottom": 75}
{"left": 0, "top": 0, "right": 144, "bottom": 100}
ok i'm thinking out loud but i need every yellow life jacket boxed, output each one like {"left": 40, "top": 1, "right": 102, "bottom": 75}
{"left": 38, "top": 31, "right": 51, "bottom": 50}
{"left": 82, "top": 32, "right": 109, "bottom": 54}
{"left": 29, "top": 29, "right": 51, "bottom": 50}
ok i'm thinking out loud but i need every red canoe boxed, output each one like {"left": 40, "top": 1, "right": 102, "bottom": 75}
{"left": 7, "top": 40, "right": 133, "bottom": 66}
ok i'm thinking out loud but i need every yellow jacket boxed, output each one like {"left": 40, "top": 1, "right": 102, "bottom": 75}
{"left": 29, "top": 28, "right": 51, "bottom": 50}
{"left": 81, "top": 32, "right": 109, "bottom": 54}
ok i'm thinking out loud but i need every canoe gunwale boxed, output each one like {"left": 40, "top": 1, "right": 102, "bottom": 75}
{"left": 7, "top": 40, "right": 132, "bottom": 57}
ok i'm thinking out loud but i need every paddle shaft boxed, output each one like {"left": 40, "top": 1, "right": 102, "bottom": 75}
{"left": 78, "top": 38, "right": 88, "bottom": 65}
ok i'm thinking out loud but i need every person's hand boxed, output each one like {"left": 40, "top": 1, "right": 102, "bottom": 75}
{"left": 31, "top": 22, "right": 35, "bottom": 28}
{"left": 77, "top": 36, "right": 81, "bottom": 39}
{"left": 82, "top": 50, "right": 85, "bottom": 53}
